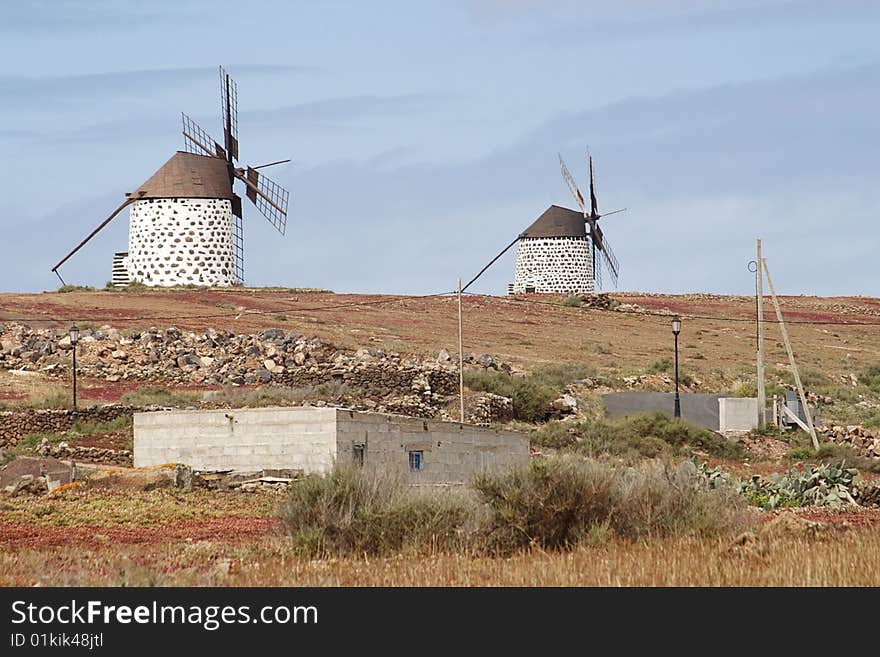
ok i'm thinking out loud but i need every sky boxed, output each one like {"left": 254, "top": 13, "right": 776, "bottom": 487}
{"left": 1, "top": 0, "right": 878, "bottom": 296}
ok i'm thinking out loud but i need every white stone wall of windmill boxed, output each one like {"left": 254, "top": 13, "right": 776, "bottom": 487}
{"left": 51, "top": 66, "right": 291, "bottom": 288}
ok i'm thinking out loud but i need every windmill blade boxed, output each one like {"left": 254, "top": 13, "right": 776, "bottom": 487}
{"left": 558, "top": 153, "right": 587, "bottom": 215}
{"left": 598, "top": 233, "right": 620, "bottom": 288}
{"left": 219, "top": 66, "right": 239, "bottom": 162}
{"left": 588, "top": 154, "right": 598, "bottom": 217}
{"left": 181, "top": 113, "right": 226, "bottom": 160}
{"left": 591, "top": 239, "right": 602, "bottom": 291}
{"left": 51, "top": 197, "right": 135, "bottom": 277}
{"left": 237, "top": 167, "right": 289, "bottom": 235}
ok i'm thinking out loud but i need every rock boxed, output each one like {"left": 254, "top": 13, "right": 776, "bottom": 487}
{"left": 255, "top": 369, "right": 272, "bottom": 383}
{"left": 551, "top": 394, "right": 578, "bottom": 414}
{"left": 293, "top": 352, "right": 307, "bottom": 366}
{"left": 199, "top": 356, "right": 215, "bottom": 368}
{"left": 437, "top": 349, "right": 451, "bottom": 363}
{"left": 111, "top": 350, "right": 128, "bottom": 360}
{"left": 478, "top": 354, "right": 496, "bottom": 369}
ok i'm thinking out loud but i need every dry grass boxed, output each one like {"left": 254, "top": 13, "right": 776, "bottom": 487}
{"left": 1, "top": 527, "right": 878, "bottom": 586}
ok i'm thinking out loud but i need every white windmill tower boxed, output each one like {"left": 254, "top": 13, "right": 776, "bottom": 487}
{"left": 52, "top": 66, "right": 291, "bottom": 288}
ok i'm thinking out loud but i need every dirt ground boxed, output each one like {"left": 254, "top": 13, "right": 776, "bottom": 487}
{"left": 2, "top": 289, "right": 879, "bottom": 400}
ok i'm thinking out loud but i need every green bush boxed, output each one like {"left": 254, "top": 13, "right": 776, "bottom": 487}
{"left": 528, "top": 363, "right": 595, "bottom": 389}
{"left": 562, "top": 295, "right": 582, "bottom": 308}
{"left": 859, "top": 364, "right": 880, "bottom": 393}
{"left": 279, "top": 466, "right": 475, "bottom": 556}
{"left": 57, "top": 284, "right": 95, "bottom": 293}
{"left": 530, "top": 412, "right": 745, "bottom": 460}
{"left": 464, "top": 370, "right": 556, "bottom": 422}
{"left": 473, "top": 456, "right": 747, "bottom": 553}
{"left": 464, "top": 362, "right": 594, "bottom": 422}
{"left": 647, "top": 358, "right": 673, "bottom": 374}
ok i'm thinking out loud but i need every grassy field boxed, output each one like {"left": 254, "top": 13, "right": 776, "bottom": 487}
{"left": 1, "top": 489, "right": 877, "bottom": 586}
{"left": 1, "top": 463, "right": 879, "bottom": 587}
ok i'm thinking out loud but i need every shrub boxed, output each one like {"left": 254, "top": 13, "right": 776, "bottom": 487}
{"left": 648, "top": 358, "right": 673, "bottom": 374}
{"left": 121, "top": 386, "right": 199, "bottom": 407}
{"left": 57, "top": 284, "right": 95, "bottom": 293}
{"left": 562, "top": 295, "right": 582, "bottom": 308}
{"left": 859, "top": 365, "right": 880, "bottom": 393}
{"left": 528, "top": 363, "right": 595, "bottom": 389}
{"left": 464, "top": 362, "right": 593, "bottom": 423}
{"left": 279, "top": 466, "right": 476, "bottom": 556}
{"left": 464, "top": 370, "right": 556, "bottom": 422}
{"left": 531, "top": 412, "right": 745, "bottom": 460}
{"left": 473, "top": 456, "right": 748, "bottom": 553}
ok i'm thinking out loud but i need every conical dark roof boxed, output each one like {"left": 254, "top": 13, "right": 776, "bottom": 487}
{"left": 131, "top": 151, "right": 234, "bottom": 200}
{"left": 520, "top": 205, "right": 587, "bottom": 238}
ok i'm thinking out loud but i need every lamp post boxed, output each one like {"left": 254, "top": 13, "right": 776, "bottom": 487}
{"left": 671, "top": 315, "right": 681, "bottom": 419}
{"left": 69, "top": 325, "right": 80, "bottom": 417}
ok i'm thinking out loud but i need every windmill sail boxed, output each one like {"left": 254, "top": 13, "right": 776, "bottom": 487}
{"left": 220, "top": 66, "right": 239, "bottom": 162}
{"left": 237, "top": 167, "right": 289, "bottom": 235}
{"left": 182, "top": 113, "right": 225, "bottom": 159}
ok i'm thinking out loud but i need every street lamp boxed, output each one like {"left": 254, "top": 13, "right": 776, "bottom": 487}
{"left": 671, "top": 316, "right": 682, "bottom": 419}
{"left": 69, "top": 325, "right": 80, "bottom": 416}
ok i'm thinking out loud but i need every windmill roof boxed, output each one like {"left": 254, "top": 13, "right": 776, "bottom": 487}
{"left": 520, "top": 205, "right": 586, "bottom": 238}
{"left": 130, "top": 151, "right": 233, "bottom": 200}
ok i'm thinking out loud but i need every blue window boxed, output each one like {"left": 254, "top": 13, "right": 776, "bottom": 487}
{"left": 408, "top": 451, "right": 423, "bottom": 471}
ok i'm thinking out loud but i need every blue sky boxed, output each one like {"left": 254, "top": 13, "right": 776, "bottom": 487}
{"left": 1, "top": 0, "right": 878, "bottom": 295}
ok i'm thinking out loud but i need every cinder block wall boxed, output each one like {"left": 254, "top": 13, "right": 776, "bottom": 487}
{"left": 335, "top": 409, "right": 529, "bottom": 485}
{"left": 134, "top": 406, "right": 529, "bottom": 483}
{"left": 718, "top": 397, "right": 758, "bottom": 433}
{"left": 134, "top": 407, "right": 338, "bottom": 472}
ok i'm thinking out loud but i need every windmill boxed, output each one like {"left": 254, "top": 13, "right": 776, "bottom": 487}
{"left": 558, "top": 152, "right": 626, "bottom": 290}
{"left": 51, "top": 66, "right": 291, "bottom": 287}
{"left": 462, "top": 151, "right": 626, "bottom": 296}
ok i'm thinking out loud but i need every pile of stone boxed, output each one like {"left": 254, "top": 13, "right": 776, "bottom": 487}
{"left": 0, "top": 456, "right": 73, "bottom": 496}
{"left": 468, "top": 393, "right": 514, "bottom": 425}
{"left": 37, "top": 438, "right": 132, "bottom": 467}
{"left": 0, "top": 323, "right": 467, "bottom": 398}
{"left": 819, "top": 424, "right": 880, "bottom": 459}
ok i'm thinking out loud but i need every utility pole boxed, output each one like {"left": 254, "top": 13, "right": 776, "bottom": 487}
{"left": 756, "top": 239, "right": 766, "bottom": 429}
{"left": 458, "top": 278, "right": 465, "bottom": 424}
{"left": 762, "top": 257, "right": 819, "bottom": 450}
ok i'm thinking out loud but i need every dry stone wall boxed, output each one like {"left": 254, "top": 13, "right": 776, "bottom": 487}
{"left": 0, "top": 406, "right": 135, "bottom": 448}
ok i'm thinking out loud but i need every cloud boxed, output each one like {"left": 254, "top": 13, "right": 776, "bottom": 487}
{"left": 0, "top": 65, "right": 311, "bottom": 111}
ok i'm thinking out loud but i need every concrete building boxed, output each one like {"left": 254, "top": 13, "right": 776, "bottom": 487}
{"left": 134, "top": 406, "right": 529, "bottom": 485}
{"left": 511, "top": 205, "right": 594, "bottom": 294}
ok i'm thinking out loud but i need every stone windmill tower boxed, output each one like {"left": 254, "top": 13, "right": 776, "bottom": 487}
{"left": 52, "top": 67, "right": 290, "bottom": 287}
{"left": 510, "top": 153, "right": 626, "bottom": 294}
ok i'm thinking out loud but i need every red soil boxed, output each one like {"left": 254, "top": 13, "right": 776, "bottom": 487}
{"left": 0, "top": 517, "right": 279, "bottom": 549}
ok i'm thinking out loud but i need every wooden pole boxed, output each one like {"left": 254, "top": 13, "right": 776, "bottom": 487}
{"left": 756, "top": 238, "right": 766, "bottom": 429}
{"left": 762, "top": 257, "right": 819, "bottom": 450}
{"left": 458, "top": 278, "right": 465, "bottom": 424}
